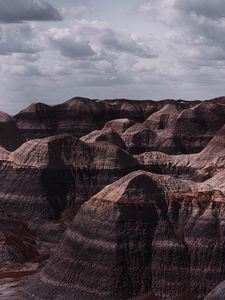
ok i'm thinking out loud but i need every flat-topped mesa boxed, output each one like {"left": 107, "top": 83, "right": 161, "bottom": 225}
{"left": 14, "top": 97, "right": 199, "bottom": 141}
{"left": 0, "top": 111, "right": 24, "bottom": 151}
{"left": 20, "top": 171, "right": 199, "bottom": 300}
{"left": 80, "top": 127, "right": 126, "bottom": 149}
{"left": 0, "top": 134, "right": 139, "bottom": 224}
{"left": 14, "top": 97, "right": 141, "bottom": 140}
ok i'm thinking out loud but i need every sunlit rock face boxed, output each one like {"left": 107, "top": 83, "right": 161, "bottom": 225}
{"left": 1, "top": 97, "right": 225, "bottom": 300}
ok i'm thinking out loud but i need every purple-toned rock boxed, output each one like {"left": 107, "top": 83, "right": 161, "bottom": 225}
{"left": 0, "top": 135, "right": 138, "bottom": 225}
{"left": 81, "top": 127, "right": 126, "bottom": 149}
{"left": 0, "top": 112, "right": 24, "bottom": 151}
{"left": 103, "top": 118, "right": 136, "bottom": 134}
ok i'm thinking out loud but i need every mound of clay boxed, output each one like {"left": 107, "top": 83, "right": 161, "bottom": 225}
{"left": 81, "top": 127, "right": 126, "bottom": 149}
{"left": 103, "top": 118, "right": 136, "bottom": 134}
{"left": 0, "top": 112, "right": 24, "bottom": 151}
{"left": 0, "top": 135, "right": 138, "bottom": 224}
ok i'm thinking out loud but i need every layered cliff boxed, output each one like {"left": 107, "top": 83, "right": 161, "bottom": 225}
{"left": 19, "top": 171, "right": 197, "bottom": 300}
{"left": 14, "top": 97, "right": 198, "bottom": 141}
{"left": 0, "top": 134, "right": 138, "bottom": 226}
{"left": 10, "top": 169, "right": 225, "bottom": 300}
{"left": 0, "top": 97, "right": 225, "bottom": 300}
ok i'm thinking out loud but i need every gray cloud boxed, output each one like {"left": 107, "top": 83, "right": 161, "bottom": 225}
{"left": 0, "top": 0, "right": 62, "bottom": 23}
{"left": 50, "top": 37, "right": 96, "bottom": 59}
{"left": 175, "top": 0, "right": 225, "bottom": 20}
{"left": 48, "top": 21, "right": 157, "bottom": 61}
{"left": 100, "top": 29, "right": 157, "bottom": 58}
{"left": 2, "top": 1, "right": 225, "bottom": 114}
{"left": 0, "top": 24, "right": 40, "bottom": 55}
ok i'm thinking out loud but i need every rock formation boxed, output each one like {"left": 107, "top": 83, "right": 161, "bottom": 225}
{"left": 80, "top": 127, "right": 126, "bottom": 149}
{"left": 103, "top": 118, "right": 135, "bottom": 134}
{"left": 0, "top": 96, "right": 225, "bottom": 300}
{"left": 16, "top": 171, "right": 197, "bottom": 300}
{"left": 0, "top": 134, "right": 138, "bottom": 227}
{"left": 14, "top": 97, "right": 198, "bottom": 141}
{"left": 204, "top": 280, "right": 225, "bottom": 299}
{"left": 0, "top": 112, "right": 24, "bottom": 151}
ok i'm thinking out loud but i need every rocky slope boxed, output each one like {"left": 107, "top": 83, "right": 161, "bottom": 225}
{"left": 0, "top": 112, "right": 24, "bottom": 151}
{"left": 14, "top": 97, "right": 198, "bottom": 141}
{"left": 0, "top": 97, "right": 225, "bottom": 300}
{"left": 0, "top": 134, "right": 138, "bottom": 227}
{"left": 204, "top": 280, "right": 225, "bottom": 299}
{"left": 14, "top": 171, "right": 197, "bottom": 300}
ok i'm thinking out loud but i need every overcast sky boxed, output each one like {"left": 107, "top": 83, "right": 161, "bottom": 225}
{"left": 1, "top": 0, "right": 225, "bottom": 113}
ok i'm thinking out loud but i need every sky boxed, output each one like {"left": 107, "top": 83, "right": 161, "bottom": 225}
{"left": 1, "top": 0, "right": 225, "bottom": 114}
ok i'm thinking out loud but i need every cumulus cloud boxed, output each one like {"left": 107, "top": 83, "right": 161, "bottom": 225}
{"left": 175, "top": 0, "right": 225, "bottom": 20}
{"left": 0, "top": 24, "right": 40, "bottom": 55}
{"left": 0, "top": 0, "right": 62, "bottom": 23}
{"left": 48, "top": 21, "right": 157, "bottom": 60}
{"left": 1, "top": 1, "right": 225, "bottom": 114}
{"left": 138, "top": 0, "right": 225, "bottom": 63}
{"left": 50, "top": 37, "right": 96, "bottom": 59}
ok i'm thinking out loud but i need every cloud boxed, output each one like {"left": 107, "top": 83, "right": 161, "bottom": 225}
{"left": 0, "top": 24, "right": 40, "bottom": 55}
{"left": 60, "top": 5, "right": 95, "bottom": 19}
{"left": 2, "top": 1, "right": 225, "bottom": 115}
{"left": 175, "top": 0, "right": 225, "bottom": 20}
{"left": 99, "top": 29, "right": 157, "bottom": 58}
{"left": 49, "top": 29, "right": 96, "bottom": 59}
{"left": 0, "top": 0, "right": 62, "bottom": 23}
{"left": 48, "top": 21, "right": 157, "bottom": 60}
{"left": 138, "top": 0, "right": 225, "bottom": 62}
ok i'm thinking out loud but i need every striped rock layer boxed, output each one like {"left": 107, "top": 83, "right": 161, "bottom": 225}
{"left": 1, "top": 97, "right": 225, "bottom": 300}
{"left": 6, "top": 170, "right": 222, "bottom": 300}
{"left": 0, "top": 135, "right": 138, "bottom": 227}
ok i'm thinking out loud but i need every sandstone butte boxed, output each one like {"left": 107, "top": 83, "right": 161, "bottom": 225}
{"left": 0, "top": 96, "right": 225, "bottom": 299}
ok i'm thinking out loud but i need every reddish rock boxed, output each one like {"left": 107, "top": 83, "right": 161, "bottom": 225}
{"left": 80, "top": 127, "right": 126, "bottom": 149}
{"left": 1, "top": 97, "right": 225, "bottom": 300}
{"left": 0, "top": 134, "right": 138, "bottom": 225}
{"left": 104, "top": 118, "right": 136, "bottom": 134}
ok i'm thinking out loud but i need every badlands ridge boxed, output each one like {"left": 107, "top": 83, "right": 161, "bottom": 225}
{"left": 0, "top": 97, "right": 225, "bottom": 299}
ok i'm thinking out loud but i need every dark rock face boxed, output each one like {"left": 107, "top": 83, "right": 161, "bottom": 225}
{"left": 0, "top": 135, "right": 138, "bottom": 225}
{"left": 122, "top": 123, "right": 157, "bottom": 154}
{"left": 1, "top": 97, "right": 225, "bottom": 300}
{"left": 20, "top": 172, "right": 185, "bottom": 300}
{"left": 0, "top": 112, "right": 24, "bottom": 151}
{"left": 172, "top": 99, "right": 225, "bottom": 154}
{"left": 0, "top": 217, "right": 39, "bottom": 266}
{"left": 14, "top": 97, "right": 198, "bottom": 142}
